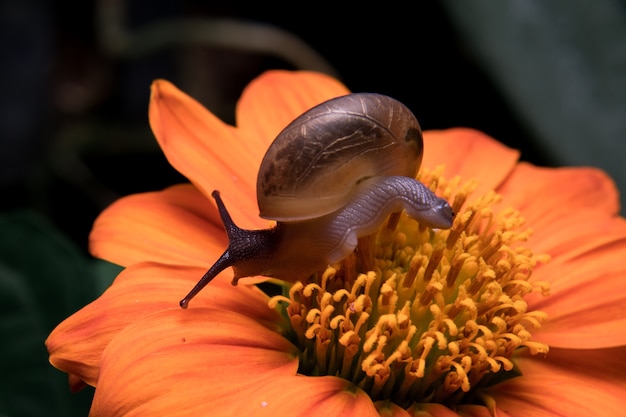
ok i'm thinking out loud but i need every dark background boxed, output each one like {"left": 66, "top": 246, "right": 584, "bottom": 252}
{"left": 0, "top": 1, "right": 551, "bottom": 249}
{"left": 1, "top": 1, "right": 624, "bottom": 416}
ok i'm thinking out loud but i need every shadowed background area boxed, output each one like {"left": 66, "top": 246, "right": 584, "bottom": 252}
{"left": 1, "top": 1, "right": 624, "bottom": 415}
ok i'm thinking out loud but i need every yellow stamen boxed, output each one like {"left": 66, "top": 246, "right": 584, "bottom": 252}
{"left": 269, "top": 166, "right": 550, "bottom": 408}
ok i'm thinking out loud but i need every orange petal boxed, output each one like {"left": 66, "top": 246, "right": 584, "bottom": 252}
{"left": 89, "top": 184, "right": 226, "bottom": 268}
{"left": 232, "top": 375, "right": 380, "bottom": 417}
{"left": 406, "top": 403, "right": 467, "bottom": 416}
{"left": 374, "top": 401, "right": 411, "bottom": 417}
{"left": 528, "top": 234, "right": 626, "bottom": 348}
{"left": 454, "top": 405, "right": 514, "bottom": 417}
{"left": 527, "top": 210, "right": 626, "bottom": 263}
{"left": 496, "top": 163, "right": 620, "bottom": 225}
{"left": 45, "top": 262, "right": 278, "bottom": 387}
{"left": 68, "top": 373, "right": 88, "bottom": 393}
{"left": 422, "top": 128, "right": 520, "bottom": 198}
{"left": 236, "top": 69, "right": 350, "bottom": 145}
{"left": 90, "top": 308, "right": 302, "bottom": 417}
{"left": 490, "top": 347, "right": 626, "bottom": 416}
{"left": 486, "top": 162, "right": 626, "bottom": 348}
{"left": 149, "top": 79, "right": 260, "bottom": 226}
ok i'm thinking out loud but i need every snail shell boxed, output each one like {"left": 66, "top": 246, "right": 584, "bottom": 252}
{"left": 257, "top": 93, "right": 423, "bottom": 221}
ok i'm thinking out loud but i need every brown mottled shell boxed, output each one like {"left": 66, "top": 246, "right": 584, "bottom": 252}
{"left": 257, "top": 93, "right": 423, "bottom": 222}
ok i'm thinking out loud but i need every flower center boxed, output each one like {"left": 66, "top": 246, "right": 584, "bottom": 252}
{"left": 268, "top": 166, "right": 550, "bottom": 409}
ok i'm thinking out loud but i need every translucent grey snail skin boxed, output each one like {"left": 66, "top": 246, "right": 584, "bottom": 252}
{"left": 179, "top": 93, "right": 454, "bottom": 309}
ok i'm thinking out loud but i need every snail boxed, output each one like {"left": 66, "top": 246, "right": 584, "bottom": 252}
{"left": 179, "top": 93, "right": 454, "bottom": 308}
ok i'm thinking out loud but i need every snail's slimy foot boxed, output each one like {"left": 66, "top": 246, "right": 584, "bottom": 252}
{"left": 268, "top": 166, "right": 551, "bottom": 409}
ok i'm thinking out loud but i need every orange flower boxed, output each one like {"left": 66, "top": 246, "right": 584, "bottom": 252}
{"left": 46, "top": 70, "right": 626, "bottom": 416}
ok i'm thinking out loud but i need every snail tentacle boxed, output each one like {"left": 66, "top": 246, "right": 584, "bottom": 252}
{"left": 179, "top": 190, "right": 277, "bottom": 308}
{"left": 179, "top": 191, "right": 234, "bottom": 308}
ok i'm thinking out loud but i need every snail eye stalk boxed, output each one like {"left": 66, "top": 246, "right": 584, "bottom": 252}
{"left": 179, "top": 191, "right": 235, "bottom": 309}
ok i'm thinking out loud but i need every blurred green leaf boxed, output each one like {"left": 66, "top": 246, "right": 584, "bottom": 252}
{"left": 0, "top": 210, "right": 122, "bottom": 417}
{"left": 442, "top": 0, "right": 626, "bottom": 212}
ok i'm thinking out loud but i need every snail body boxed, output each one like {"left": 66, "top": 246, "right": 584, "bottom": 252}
{"left": 180, "top": 93, "right": 454, "bottom": 308}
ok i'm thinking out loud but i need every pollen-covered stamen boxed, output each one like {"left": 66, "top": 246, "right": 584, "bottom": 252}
{"left": 269, "top": 166, "right": 551, "bottom": 409}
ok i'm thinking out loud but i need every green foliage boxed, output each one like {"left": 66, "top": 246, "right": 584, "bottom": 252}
{"left": 0, "top": 211, "right": 122, "bottom": 417}
{"left": 442, "top": 0, "right": 626, "bottom": 212}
